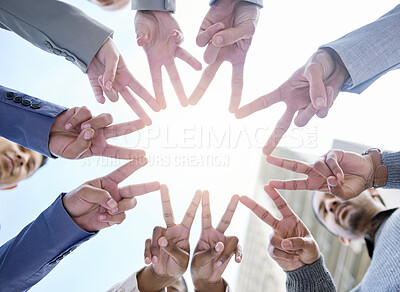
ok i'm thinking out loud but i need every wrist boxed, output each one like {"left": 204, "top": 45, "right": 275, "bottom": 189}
{"left": 194, "top": 278, "right": 225, "bottom": 292}
{"left": 362, "top": 148, "right": 387, "bottom": 188}
{"left": 138, "top": 265, "right": 179, "bottom": 291}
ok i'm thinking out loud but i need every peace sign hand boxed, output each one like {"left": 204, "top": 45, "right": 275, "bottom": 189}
{"left": 266, "top": 151, "right": 374, "bottom": 200}
{"left": 63, "top": 158, "right": 160, "bottom": 232}
{"left": 191, "top": 192, "right": 242, "bottom": 292}
{"left": 49, "top": 106, "right": 146, "bottom": 160}
{"left": 137, "top": 186, "right": 202, "bottom": 291}
{"left": 240, "top": 186, "right": 320, "bottom": 271}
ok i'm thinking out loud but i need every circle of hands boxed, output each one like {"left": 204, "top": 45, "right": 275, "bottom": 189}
{"left": 54, "top": 0, "right": 378, "bottom": 289}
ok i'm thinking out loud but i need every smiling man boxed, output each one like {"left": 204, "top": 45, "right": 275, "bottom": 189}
{"left": 277, "top": 189, "right": 400, "bottom": 291}
{"left": 0, "top": 137, "right": 46, "bottom": 190}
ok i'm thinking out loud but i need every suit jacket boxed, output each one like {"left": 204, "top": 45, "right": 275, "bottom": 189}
{"left": 321, "top": 5, "right": 400, "bottom": 94}
{"left": 0, "top": 85, "right": 67, "bottom": 158}
{"left": 0, "top": 0, "right": 113, "bottom": 73}
{"left": 0, "top": 195, "right": 96, "bottom": 292}
{"left": 132, "top": 0, "right": 263, "bottom": 13}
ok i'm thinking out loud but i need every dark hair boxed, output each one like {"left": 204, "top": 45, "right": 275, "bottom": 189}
{"left": 39, "top": 155, "right": 48, "bottom": 169}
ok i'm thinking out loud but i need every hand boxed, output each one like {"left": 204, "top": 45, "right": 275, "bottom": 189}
{"left": 191, "top": 192, "right": 241, "bottom": 292}
{"left": 236, "top": 49, "right": 349, "bottom": 155}
{"left": 87, "top": 38, "right": 161, "bottom": 126}
{"left": 49, "top": 106, "right": 146, "bottom": 160}
{"left": 240, "top": 186, "right": 320, "bottom": 271}
{"left": 189, "top": 0, "right": 259, "bottom": 113}
{"left": 135, "top": 11, "right": 202, "bottom": 109}
{"left": 266, "top": 150, "right": 374, "bottom": 200}
{"left": 63, "top": 158, "right": 160, "bottom": 232}
{"left": 137, "top": 185, "right": 202, "bottom": 291}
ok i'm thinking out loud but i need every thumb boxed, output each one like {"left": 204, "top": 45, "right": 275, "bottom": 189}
{"left": 103, "top": 50, "right": 119, "bottom": 91}
{"left": 211, "top": 23, "right": 255, "bottom": 47}
{"left": 61, "top": 128, "right": 94, "bottom": 159}
{"left": 305, "top": 64, "right": 327, "bottom": 110}
{"left": 170, "top": 29, "right": 184, "bottom": 45}
{"left": 158, "top": 237, "right": 189, "bottom": 267}
{"left": 281, "top": 237, "right": 314, "bottom": 252}
{"left": 192, "top": 242, "right": 224, "bottom": 267}
{"left": 136, "top": 22, "right": 151, "bottom": 47}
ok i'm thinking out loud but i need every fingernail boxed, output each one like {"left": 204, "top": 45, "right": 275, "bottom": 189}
{"left": 315, "top": 97, "right": 325, "bottom": 108}
{"left": 82, "top": 123, "right": 91, "bottom": 129}
{"left": 65, "top": 123, "right": 72, "bottom": 130}
{"left": 328, "top": 178, "right": 337, "bottom": 187}
{"left": 160, "top": 238, "right": 168, "bottom": 247}
{"left": 110, "top": 207, "right": 118, "bottom": 214}
{"left": 152, "top": 256, "right": 158, "bottom": 264}
{"left": 337, "top": 173, "right": 343, "bottom": 180}
{"left": 99, "top": 214, "right": 106, "bottom": 220}
{"left": 215, "top": 242, "right": 223, "bottom": 252}
{"left": 294, "top": 255, "right": 300, "bottom": 260}
{"left": 282, "top": 240, "right": 292, "bottom": 249}
{"left": 83, "top": 130, "right": 93, "bottom": 140}
{"left": 145, "top": 257, "right": 150, "bottom": 264}
{"left": 105, "top": 81, "right": 113, "bottom": 91}
{"left": 107, "top": 199, "right": 117, "bottom": 209}
{"left": 216, "top": 261, "right": 222, "bottom": 267}
{"left": 296, "top": 249, "right": 303, "bottom": 255}
{"left": 214, "top": 35, "right": 223, "bottom": 46}
{"left": 236, "top": 254, "right": 242, "bottom": 261}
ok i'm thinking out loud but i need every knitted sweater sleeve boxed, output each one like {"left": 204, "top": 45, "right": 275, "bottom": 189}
{"left": 382, "top": 151, "right": 400, "bottom": 189}
{"left": 285, "top": 257, "right": 336, "bottom": 292}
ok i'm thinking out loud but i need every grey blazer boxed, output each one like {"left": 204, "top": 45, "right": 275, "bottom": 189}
{"left": 0, "top": 0, "right": 113, "bottom": 73}
{"left": 132, "top": 0, "right": 263, "bottom": 13}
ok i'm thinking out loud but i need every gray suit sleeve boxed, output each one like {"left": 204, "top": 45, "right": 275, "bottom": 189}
{"left": 209, "top": 0, "right": 263, "bottom": 8}
{"left": 132, "top": 0, "right": 176, "bottom": 12}
{"left": 286, "top": 257, "right": 336, "bottom": 292}
{"left": 320, "top": 5, "right": 400, "bottom": 94}
{"left": 0, "top": 0, "right": 113, "bottom": 73}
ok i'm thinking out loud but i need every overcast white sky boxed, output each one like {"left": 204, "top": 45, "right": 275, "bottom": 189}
{"left": 1, "top": 0, "right": 400, "bottom": 291}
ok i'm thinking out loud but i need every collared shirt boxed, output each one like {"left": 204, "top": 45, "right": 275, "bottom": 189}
{"left": 365, "top": 208, "right": 398, "bottom": 258}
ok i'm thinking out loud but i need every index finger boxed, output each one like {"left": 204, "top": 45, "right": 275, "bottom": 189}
{"left": 263, "top": 108, "right": 295, "bottom": 156}
{"left": 181, "top": 190, "right": 202, "bottom": 229}
{"left": 216, "top": 195, "right": 239, "bottom": 233}
{"left": 200, "top": 190, "right": 212, "bottom": 230}
{"left": 266, "top": 155, "right": 313, "bottom": 175}
{"left": 160, "top": 185, "right": 175, "bottom": 228}
{"left": 240, "top": 195, "right": 279, "bottom": 228}
{"left": 106, "top": 158, "right": 148, "bottom": 185}
{"left": 264, "top": 185, "right": 295, "bottom": 218}
{"left": 235, "top": 89, "right": 281, "bottom": 119}
{"left": 119, "top": 87, "right": 153, "bottom": 126}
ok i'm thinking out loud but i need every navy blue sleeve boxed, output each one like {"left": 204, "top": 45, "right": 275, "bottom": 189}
{"left": 0, "top": 85, "right": 67, "bottom": 157}
{"left": 0, "top": 194, "right": 96, "bottom": 292}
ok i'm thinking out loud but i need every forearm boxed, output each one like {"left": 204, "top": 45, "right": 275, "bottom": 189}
{"left": 320, "top": 5, "right": 400, "bottom": 94}
{"left": 286, "top": 257, "right": 336, "bottom": 292}
{"left": 0, "top": 85, "right": 67, "bottom": 157}
{"left": 0, "top": 0, "right": 112, "bottom": 73}
{"left": 0, "top": 195, "right": 95, "bottom": 292}
{"left": 137, "top": 266, "right": 178, "bottom": 292}
{"left": 132, "top": 0, "right": 176, "bottom": 12}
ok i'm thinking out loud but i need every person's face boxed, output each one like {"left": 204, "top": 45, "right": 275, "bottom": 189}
{"left": 88, "top": 0, "right": 130, "bottom": 10}
{"left": 167, "top": 277, "right": 187, "bottom": 292}
{"left": 312, "top": 190, "right": 386, "bottom": 240}
{"left": 0, "top": 138, "right": 43, "bottom": 189}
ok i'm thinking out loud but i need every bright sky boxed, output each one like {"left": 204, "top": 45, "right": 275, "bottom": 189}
{"left": 1, "top": 0, "right": 400, "bottom": 291}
